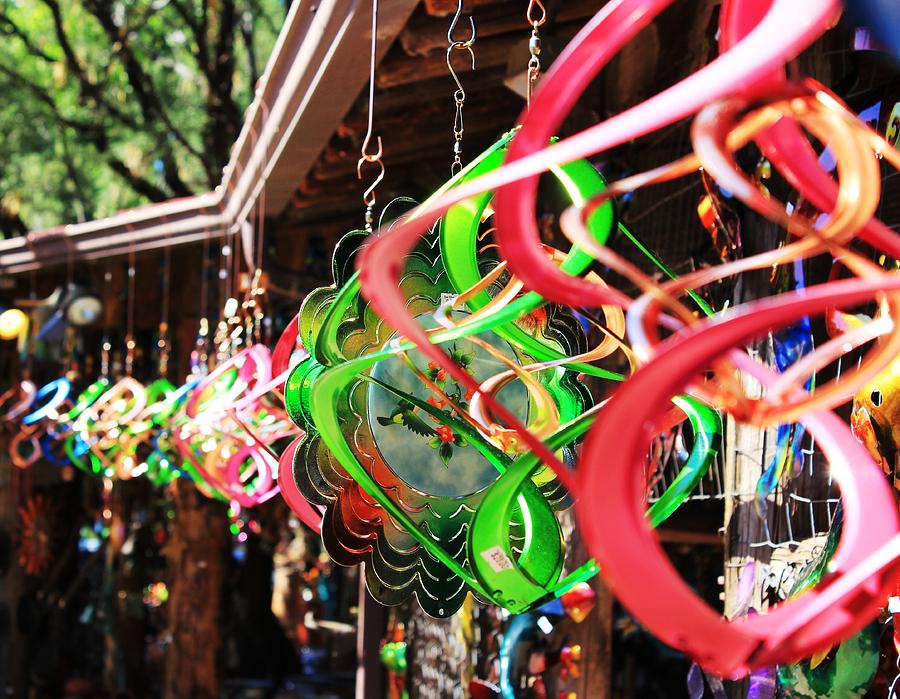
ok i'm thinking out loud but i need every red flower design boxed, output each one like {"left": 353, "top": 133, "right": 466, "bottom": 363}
{"left": 436, "top": 425, "right": 455, "bottom": 443}
{"left": 427, "top": 395, "right": 446, "bottom": 409}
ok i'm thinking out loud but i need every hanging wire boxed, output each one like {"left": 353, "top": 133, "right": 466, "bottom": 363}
{"left": 525, "top": 0, "right": 547, "bottom": 107}
{"left": 101, "top": 262, "right": 112, "bottom": 379}
{"left": 62, "top": 236, "right": 78, "bottom": 377}
{"left": 232, "top": 227, "right": 241, "bottom": 306}
{"left": 358, "top": 0, "right": 385, "bottom": 230}
{"left": 23, "top": 242, "right": 37, "bottom": 380}
{"left": 249, "top": 100, "right": 270, "bottom": 344}
{"left": 159, "top": 236, "right": 172, "bottom": 377}
{"left": 194, "top": 231, "right": 212, "bottom": 375}
{"left": 255, "top": 102, "right": 269, "bottom": 277}
{"left": 125, "top": 245, "right": 136, "bottom": 376}
{"left": 447, "top": 0, "right": 476, "bottom": 175}
{"left": 216, "top": 231, "right": 232, "bottom": 359}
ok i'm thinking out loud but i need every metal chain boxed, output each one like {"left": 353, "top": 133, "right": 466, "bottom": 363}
{"left": 452, "top": 87, "right": 465, "bottom": 175}
{"left": 159, "top": 240, "right": 171, "bottom": 376}
{"left": 125, "top": 246, "right": 136, "bottom": 376}
{"left": 101, "top": 264, "right": 112, "bottom": 379}
{"left": 526, "top": 0, "right": 547, "bottom": 107}
{"left": 447, "top": 0, "right": 476, "bottom": 175}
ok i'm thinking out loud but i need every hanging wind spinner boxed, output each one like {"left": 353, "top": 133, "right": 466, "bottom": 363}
{"left": 281, "top": 130, "right": 703, "bottom": 616}
{"left": 283, "top": 126, "right": 724, "bottom": 617}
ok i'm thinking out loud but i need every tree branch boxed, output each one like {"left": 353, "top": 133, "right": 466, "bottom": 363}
{"left": 125, "top": 0, "right": 164, "bottom": 37}
{"left": 213, "top": 0, "right": 237, "bottom": 76}
{"left": 106, "top": 159, "right": 171, "bottom": 201}
{"left": 82, "top": 0, "right": 212, "bottom": 183}
{"left": 0, "top": 12, "right": 56, "bottom": 62}
{"left": 0, "top": 62, "right": 102, "bottom": 134}
{"left": 0, "top": 61, "right": 170, "bottom": 203}
{"left": 57, "top": 125, "right": 93, "bottom": 221}
{"left": 39, "top": 0, "right": 141, "bottom": 130}
{"left": 202, "top": 0, "right": 241, "bottom": 174}
{"left": 169, "top": 0, "right": 211, "bottom": 74}
{"left": 159, "top": 150, "right": 194, "bottom": 199}
{"left": 240, "top": 0, "right": 259, "bottom": 102}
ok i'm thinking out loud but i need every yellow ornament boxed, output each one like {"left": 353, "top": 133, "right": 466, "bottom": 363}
{"left": 0, "top": 308, "right": 27, "bottom": 340}
{"left": 851, "top": 358, "right": 900, "bottom": 488}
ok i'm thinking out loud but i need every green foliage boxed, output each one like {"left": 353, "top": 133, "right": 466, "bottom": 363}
{"left": 0, "top": 0, "right": 284, "bottom": 232}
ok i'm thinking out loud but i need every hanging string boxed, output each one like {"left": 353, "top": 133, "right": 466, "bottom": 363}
{"left": 228, "top": 231, "right": 237, "bottom": 310}
{"left": 101, "top": 262, "right": 112, "bottom": 379}
{"left": 252, "top": 178, "right": 266, "bottom": 344}
{"left": 215, "top": 232, "right": 231, "bottom": 361}
{"left": 255, "top": 101, "right": 269, "bottom": 276}
{"left": 233, "top": 222, "right": 242, "bottom": 303}
{"left": 193, "top": 232, "right": 212, "bottom": 375}
{"left": 233, "top": 210, "right": 249, "bottom": 347}
{"left": 200, "top": 235, "right": 210, "bottom": 324}
{"left": 63, "top": 237, "right": 77, "bottom": 377}
{"left": 159, "top": 238, "right": 172, "bottom": 377}
{"left": 244, "top": 189, "right": 257, "bottom": 344}
{"left": 22, "top": 247, "right": 36, "bottom": 380}
{"left": 125, "top": 245, "right": 136, "bottom": 376}
{"left": 447, "top": 0, "right": 476, "bottom": 175}
{"left": 358, "top": 0, "right": 385, "bottom": 231}
{"left": 526, "top": 0, "right": 546, "bottom": 107}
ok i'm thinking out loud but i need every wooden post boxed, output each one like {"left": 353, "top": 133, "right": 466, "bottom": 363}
{"left": 557, "top": 509, "right": 613, "bottom": 699}
{"left": 163, "top": 481, "right": 228, "bottom": 699}
{"left": 356, "top": 566, "right": 387, "bottom": 699}
{"left": 0, "top": 452, "right": 26, "bottom": 698}
{"left": 103, "top": 478, "right": 149, "bottom": 692}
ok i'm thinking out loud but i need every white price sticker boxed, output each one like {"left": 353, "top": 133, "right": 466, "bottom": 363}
{"left": 480, "top": 546, "right": 514, "bottom": 573}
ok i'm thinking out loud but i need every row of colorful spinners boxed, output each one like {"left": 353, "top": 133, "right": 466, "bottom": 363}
{"left": 0, "top": 322, "right": 308, "bottom": 540}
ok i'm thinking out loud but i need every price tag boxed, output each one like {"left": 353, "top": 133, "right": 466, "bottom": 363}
{"left": 480, "top": 546, "right": 514, "bottom": 573}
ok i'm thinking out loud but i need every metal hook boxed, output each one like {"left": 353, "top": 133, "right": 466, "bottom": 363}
{"left": 527, "top": 0, "right": 547, "bottom": 28}
{"left": 447, "top": 0, "right": 476, "bottom": 48}
{"left": 359, "top": 134, "right": 383, "bottom": 164}
{"left": 358, "top": 157, "right": 385, "bottom": 208}
{"left": 358, "top": 135, "right": 384, "bottom": 209}
{"left": 446, "top": 44, "right": 476, "bottom": 99}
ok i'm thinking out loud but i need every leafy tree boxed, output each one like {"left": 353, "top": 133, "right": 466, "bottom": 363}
{"left": 0, "top": 0, "right": 284, "bottom": 232}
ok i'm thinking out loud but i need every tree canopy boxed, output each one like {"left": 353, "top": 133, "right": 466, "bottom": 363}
{"left": 0, "top": 0, "right": 284, "bottom": 234}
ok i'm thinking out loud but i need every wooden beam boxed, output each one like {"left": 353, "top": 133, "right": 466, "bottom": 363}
{"left": 400, "top": 1, "right": 604, "bottom": 57}
{"left": 259, "top": 0, "right": 421, "bottom": 213}
{"left": 376, "top": 23, "right": 581, "bottom": 89}
{"left": 378, "top": 33, "right": 515, "bottom": 89}
{"left": 312, "top": 108, "right": 521, "bottom": 181}
{"left": 343, "top": 67, "right": 511, "bottom": 130}
{"left": 422, "top": 0, "right": 504, "bottom": 17}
